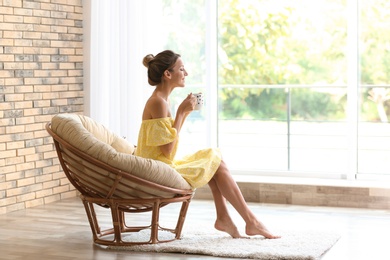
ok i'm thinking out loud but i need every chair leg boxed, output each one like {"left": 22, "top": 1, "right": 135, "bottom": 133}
{"left": 82, "top": 200, "right": 101, "bottom": 241}
{"left": 110, "top": 202, "right": 123, "bottom": 244}
{"left": 118, "top": 210, "right": 126, "bottom": 232}
{"left": 175, "top": 200, "right": 191, "bottom": 239}
{"left": 79, "top": 196, "right": 192, "bottom": 246}
{"left": 150, "top": 200, "right": 161, "bottom": 244}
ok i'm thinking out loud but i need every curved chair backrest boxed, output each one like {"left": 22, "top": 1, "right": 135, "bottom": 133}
{"left": 47, "top": 113, "right": 193, "bottom": 204}
{"left": 46, "top": 113, "right": 194, "bottom": 246}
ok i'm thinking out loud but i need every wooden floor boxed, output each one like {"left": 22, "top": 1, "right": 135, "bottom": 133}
{"left": 1, "top": 197, "right": 390, "bottom": 260}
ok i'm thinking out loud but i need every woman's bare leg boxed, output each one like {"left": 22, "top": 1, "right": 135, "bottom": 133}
{"left": 208, "top": 178, "right": 246, "bottom": 238}
{"left": 212, "top": 161, "right": 280, "bottom": 239}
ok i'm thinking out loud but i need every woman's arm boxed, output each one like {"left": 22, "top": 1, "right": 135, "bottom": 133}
{"left": 149, "top": 94, "right": 196, "bottom": 157}
{"left": 173, "top": 94, "right": 194, "bottom": 132}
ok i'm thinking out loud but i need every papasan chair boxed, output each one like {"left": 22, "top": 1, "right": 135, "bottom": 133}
{"left": 46, "top": 113, "right": 194, "bottom": 246}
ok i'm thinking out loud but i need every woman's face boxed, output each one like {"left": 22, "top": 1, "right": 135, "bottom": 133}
{"left": 170, "top": 57, "right": 188, "bottom": 87}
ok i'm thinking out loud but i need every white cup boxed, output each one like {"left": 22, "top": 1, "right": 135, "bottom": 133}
{"left": 193, "top": 93, "right": 204, "bottom": 110}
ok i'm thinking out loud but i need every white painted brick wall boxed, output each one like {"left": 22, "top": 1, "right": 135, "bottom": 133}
{"left": 0, "top": 0, "right": 83, "bottom": 214}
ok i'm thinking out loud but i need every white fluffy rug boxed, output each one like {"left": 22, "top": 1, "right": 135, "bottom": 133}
{"left": 108, "top": 228, "right": 340, "bottom": 260}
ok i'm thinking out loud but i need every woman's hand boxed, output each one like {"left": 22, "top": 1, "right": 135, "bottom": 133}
{"left": 178, "top": 93, "right": 197, "bottom": 115}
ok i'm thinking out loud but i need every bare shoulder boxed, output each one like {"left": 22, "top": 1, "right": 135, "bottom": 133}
{"left": 143, "top": 96, "right": 169, "bottom": 119}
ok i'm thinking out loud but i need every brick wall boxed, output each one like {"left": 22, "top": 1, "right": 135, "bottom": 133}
{"left": 0, "top": 0, "right": 83, "bottom": 214}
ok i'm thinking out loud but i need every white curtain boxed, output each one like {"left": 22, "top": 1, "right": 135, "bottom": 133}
{"left": 83, "top": 0, "right": 165, "bottom": 144}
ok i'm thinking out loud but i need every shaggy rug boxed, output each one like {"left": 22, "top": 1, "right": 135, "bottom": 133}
{"left": 108, "top": 228, "right": 340, "bottom": 260}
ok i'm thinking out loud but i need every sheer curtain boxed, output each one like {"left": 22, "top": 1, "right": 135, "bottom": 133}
{"left": 83, "top": 0, "right": 165, "bottom": 144}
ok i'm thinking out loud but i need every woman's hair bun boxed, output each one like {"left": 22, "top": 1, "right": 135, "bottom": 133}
{"left": 142, "top": 50, "right": 180, "bottom": 86}
{"left": 143, "top": 54, "right": 155, "bottom": 68}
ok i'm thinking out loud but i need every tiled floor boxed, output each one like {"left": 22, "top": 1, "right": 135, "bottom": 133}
{"left": 1, "top": 197, "right": 390, "bottom": 260}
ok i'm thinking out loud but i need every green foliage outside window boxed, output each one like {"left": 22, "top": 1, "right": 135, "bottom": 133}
{"left": 218, "top": 0, "right": 348, "bottom": 121}
{"left": 163, "top": 0, "right": 390, "bottom": 122}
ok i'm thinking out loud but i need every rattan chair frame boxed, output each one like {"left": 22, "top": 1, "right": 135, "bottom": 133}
{"left": 46, "top": 122, "right": 194, "bottom": 246}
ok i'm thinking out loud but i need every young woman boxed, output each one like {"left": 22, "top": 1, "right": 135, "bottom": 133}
{"left": 135, "top": 50, "right": 280, "bottom": 239}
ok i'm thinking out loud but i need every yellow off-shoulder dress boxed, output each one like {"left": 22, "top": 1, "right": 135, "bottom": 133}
{"left": 135, "top": 117, "right": 222, "bottom": 188}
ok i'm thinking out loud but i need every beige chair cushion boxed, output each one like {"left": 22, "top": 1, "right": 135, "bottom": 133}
{"left": 50, "top": 114, "right": 192, "bottom": 192}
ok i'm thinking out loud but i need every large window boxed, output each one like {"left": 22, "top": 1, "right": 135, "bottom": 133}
{"left": 217, "top": 0, "right": 349, "bottom": 176}
{"left": 358, "top": 0, "right": 390, "bottom": 178}
{"left": 87, "top": 0, "right": 390, "bottom": 180}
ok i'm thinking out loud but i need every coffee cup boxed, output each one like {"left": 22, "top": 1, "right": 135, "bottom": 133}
{"left": 193, "top": 93, "right": 204, "bottom": 110}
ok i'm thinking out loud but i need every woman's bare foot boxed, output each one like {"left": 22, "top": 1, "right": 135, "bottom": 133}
{"left": 215, "top": 218, "right": 247, "bottom": 238}
{"left": 245, "top": 220, "right": 281, "bottom": 239}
